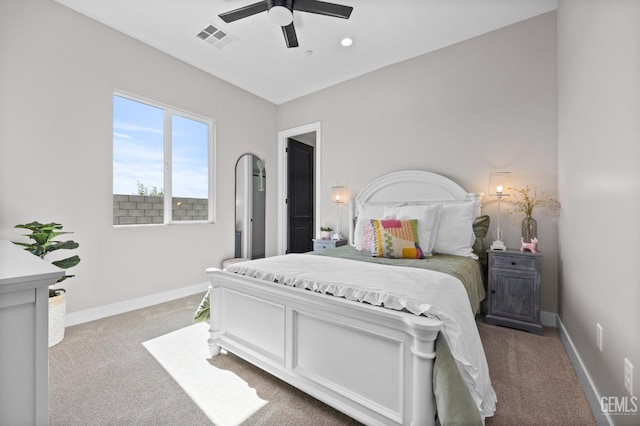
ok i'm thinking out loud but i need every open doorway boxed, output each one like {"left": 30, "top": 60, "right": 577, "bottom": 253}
{"left": 277, "top": 122, "right": 322, "bottom": 255}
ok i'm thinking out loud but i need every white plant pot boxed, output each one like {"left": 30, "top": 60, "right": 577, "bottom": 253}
{"left": 49, "top": 291, "right": 66, "bottom": 347}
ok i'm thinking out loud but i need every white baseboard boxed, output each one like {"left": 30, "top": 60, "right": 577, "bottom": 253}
{"left": 65, "top": 282, "right": 210, "bottom": 327}
{"left": 557, "top": 317, "right": 612, "bottom": 426}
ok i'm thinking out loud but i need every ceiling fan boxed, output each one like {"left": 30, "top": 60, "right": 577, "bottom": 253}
{"left": 218, "top": 0, "right": 354, "bottom": 48}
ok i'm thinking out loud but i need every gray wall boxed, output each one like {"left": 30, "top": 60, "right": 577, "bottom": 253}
{"left": 0, "top": 0, "right": 278, "bottom": 314}
{"left": 278, "top": 12, "right": 560, "bottom": 313}
{"left": 558, "top": 0, "right": 640, "bottom": 422}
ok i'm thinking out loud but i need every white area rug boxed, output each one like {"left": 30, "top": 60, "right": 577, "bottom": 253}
{"left": 143, "top": 323, "right": 267, "bottom": 426}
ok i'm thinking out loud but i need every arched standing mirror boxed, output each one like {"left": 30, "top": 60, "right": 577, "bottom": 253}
{"left": 235, "top": 154, "right": 266, "bottom": 259}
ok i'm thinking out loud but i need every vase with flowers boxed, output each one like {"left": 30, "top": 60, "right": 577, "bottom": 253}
{"left": 508, "top": 185, "right": 560, "bottom": 243}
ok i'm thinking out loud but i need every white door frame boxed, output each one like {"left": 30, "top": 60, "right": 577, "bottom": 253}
{"left": 277, "top": 122, "right": 322, "bottom": 255}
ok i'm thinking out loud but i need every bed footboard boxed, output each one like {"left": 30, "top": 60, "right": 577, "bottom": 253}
{"left": 206, "top": 268, "right": 441, "bottom": 426}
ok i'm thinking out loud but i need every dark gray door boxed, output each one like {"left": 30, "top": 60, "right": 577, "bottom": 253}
{"left": 287, "top": 139, "right": 314, "bottom": 253}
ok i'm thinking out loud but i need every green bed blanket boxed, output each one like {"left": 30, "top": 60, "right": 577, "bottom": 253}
{"left": 434, "top": 332, "right": 484, "bottom": 425}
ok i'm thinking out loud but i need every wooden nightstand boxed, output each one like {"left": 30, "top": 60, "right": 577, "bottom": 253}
{"left": 486, "top": 249, "right": 543, "bottom": 335}
{"left": 312, "top": 238, "right": 347, "bottom": 251}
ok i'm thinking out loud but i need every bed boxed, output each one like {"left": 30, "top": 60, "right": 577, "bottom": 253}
{"left": 203, "top": 170, "right": 496, "bottom": 425}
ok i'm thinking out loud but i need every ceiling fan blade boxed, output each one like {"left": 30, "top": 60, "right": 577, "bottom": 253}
{"left": 282, "top": 23, "right": 299, "bottom": 48}
{"left": 293, "top": 0, "right": 353, "bottom": 19}
{"left": 219, "top": 1, "right": 269, "bottom": 23}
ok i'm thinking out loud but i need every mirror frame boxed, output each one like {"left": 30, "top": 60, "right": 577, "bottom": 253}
{"left": 234, "top": 153, "right": 266, "bottom": 260}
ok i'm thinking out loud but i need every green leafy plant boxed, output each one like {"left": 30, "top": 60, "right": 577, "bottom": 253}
{"left": 320, "top": 226, "right": 333, "bottom": 232}
{"left": 507, "top": 186, "right": 560, "bottom": 218}
{"left": 13, "top": 221, "right": 81, "bottom": 297}
{"left": 136, "top": 180, "right": 164, "bottom": 197}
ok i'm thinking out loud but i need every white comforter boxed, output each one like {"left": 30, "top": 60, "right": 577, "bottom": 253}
{"left": 227, "top": 254, "right": 497, "bottom": 419}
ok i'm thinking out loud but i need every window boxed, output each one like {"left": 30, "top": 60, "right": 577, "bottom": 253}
{"left": 113, "top": 93, "right": 215, "bottom": 225}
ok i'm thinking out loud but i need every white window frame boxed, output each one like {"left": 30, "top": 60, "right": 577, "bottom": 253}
{"left": 113, "top": 91, "right": 216, "bottom": 225}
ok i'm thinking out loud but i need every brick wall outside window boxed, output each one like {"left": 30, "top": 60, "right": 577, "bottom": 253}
{"left": 113, "top": 195, "right": 208, "bottom": 225}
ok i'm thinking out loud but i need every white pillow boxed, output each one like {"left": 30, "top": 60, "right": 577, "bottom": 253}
{"left": 383, "top": 204, "right": 442, "bottom": 256}
{"left": 432, "top": 201, "right": 478, "bottom": 258}
{"left": 353, "top": 204, "right": 385, "bottom": 251}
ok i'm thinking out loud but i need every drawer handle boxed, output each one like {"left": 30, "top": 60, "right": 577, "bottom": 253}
{"left": 511, "top": 261, "right": 516, "bottom": 266}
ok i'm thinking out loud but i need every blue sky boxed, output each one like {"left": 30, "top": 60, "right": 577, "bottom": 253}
{"left": 113, "top": 95, "right": 209, "bottom": 198}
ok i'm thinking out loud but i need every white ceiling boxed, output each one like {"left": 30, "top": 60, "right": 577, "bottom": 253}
{"left": 54, "top": 0, "right": 558, "bottom": 105}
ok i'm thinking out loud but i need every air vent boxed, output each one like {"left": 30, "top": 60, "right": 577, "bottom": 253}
{"left": 196, "top": 23, "right": 236, "bottom": 49}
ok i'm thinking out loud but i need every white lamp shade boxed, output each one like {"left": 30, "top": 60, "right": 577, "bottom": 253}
{"left": 489, "top": 172, "right": 512, "bottom": 196}
{"left": 331, "top": 186, "right": 346, "bottom": 203}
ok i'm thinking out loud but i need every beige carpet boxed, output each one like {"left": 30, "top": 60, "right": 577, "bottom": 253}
{"left": 49, "top": 294, "right": 597, "bottom": 425}
{"left": 143, "top": 313, "right": 596, "bottom": 426}
{"left": 480, "top": 321, "right": 596, "bottom": 426}
{"left": 143, "top": 323, "right": 267, "bottom": 425}
{"left": 143, "top": 323, "right": 360, "bottom": 426}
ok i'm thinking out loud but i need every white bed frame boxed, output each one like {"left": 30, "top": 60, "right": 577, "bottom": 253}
{"left": 207, "top": 170, "right": 482, "bottom": 426}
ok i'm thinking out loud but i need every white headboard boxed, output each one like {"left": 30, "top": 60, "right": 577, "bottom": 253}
{"left": 348, "top": 170, "right": 483, "bottom": 245}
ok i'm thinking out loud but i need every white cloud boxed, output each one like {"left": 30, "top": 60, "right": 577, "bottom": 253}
{"left": 113, "top": 132, "right": 131, "bottom": 139}
{"left": 113, "top": 120, "right": 163, "bottom": 135}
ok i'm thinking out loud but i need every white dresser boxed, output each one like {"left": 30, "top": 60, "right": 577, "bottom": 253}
{"left": 0, "top": 240, "right": 64, "bottom": 425}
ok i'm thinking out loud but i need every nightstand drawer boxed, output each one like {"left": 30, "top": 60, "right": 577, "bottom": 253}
{"left": 492, "top": 254, "right": 537, "bottom": 271}
{"left": 313, "top": 239, "right": 347, "bottom": 251}
{"left": 314, "top": 241, "right": 334, "bottom": 250}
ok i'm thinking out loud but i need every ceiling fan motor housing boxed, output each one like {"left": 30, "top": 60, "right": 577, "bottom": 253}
{"left": 268, "top": 0, "right": 294, "bottom": 11}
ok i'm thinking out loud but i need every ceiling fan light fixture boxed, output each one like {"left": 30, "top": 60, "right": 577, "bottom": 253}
{"left": 268, "top": 5, "right": 293, "bottom": 26}
{"left": 220, "top": 0, "right": 353, "bottom": 48}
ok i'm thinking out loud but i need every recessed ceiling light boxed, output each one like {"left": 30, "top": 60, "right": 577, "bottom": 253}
{"left": 340, "top": 37, "right": 354, "bottom": 47}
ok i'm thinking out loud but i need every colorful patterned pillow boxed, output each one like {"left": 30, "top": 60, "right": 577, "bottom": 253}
{"left": 384, "top": 203, "right": 442, "bottom": 256}
{"left": 371, "top": 219, "right": 424, "bottom": 259}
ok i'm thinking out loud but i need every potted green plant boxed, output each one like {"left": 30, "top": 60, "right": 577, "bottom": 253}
{"left": 320, "top": 226, "right": 333, "bottom": 239}
{"left": 13, "top": 221, "right": 81, "bottom": 347}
